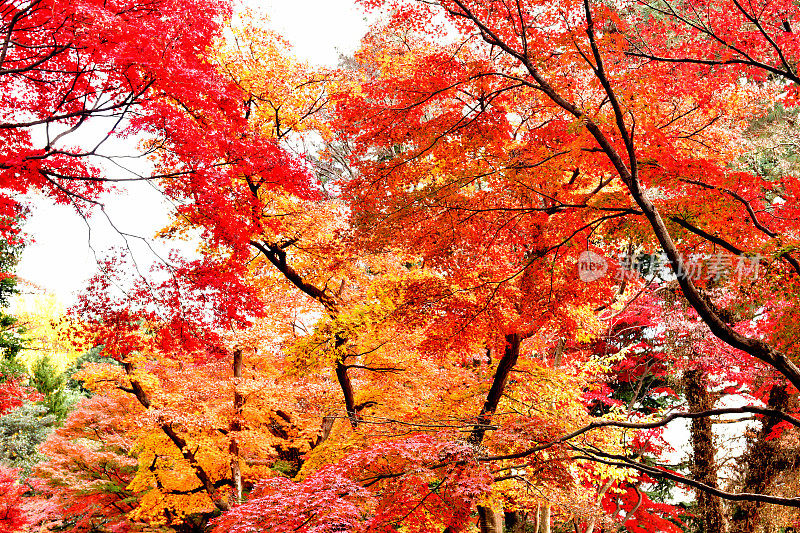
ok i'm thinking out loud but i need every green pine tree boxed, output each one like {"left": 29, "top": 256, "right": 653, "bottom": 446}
{"left": 30, "top": 355, "right": 70, "bottom": 422}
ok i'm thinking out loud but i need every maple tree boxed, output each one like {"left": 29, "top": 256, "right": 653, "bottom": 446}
{"left": 0, "top": 0, "right": 276, "bottom": 530}
{"left": 0, "top": 375, "right": 29, "bottom": 531}
{"left": 0, "top": 465, "right": 26, "bottom": 533}
{"left": 324, "top": 0, "right": 800, "bottom": 523}
{"left": 31, "top": 391, "right": 140, "bottom": 532}
{"left": 0, "top": 0, "right": 239, "bottom": 237}
{"left": 0, "top": 371, "right": 30, "bottom": 533}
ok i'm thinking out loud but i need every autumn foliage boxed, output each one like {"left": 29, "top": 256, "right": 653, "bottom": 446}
{"left": 2, "top": 0, "right": 800, "bottom": 532}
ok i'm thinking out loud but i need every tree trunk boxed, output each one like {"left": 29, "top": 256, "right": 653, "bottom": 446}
{"left": 469, "top": 333, "right": 522, "bottom": 445}
{"left": 730, "top": 384, "right": 790, "bottom": 533}
{"left": 684, "top": 368, "right": 725, "bottom": 533}
{"left": 504, "top": 510, "right": 527, "bottom": 533}
{"left": 538, "top": 504, "right": 551, "bottom": 533}
{"left": 230, "top": 349, "right": 244, "bottom": 505}
{"left": 536, "top": 341, "right": 561, "bottom": 533}
{"left": 478, "top": 506, "right": 504, "bottom": 533}
{"left": 472, "top": 335, "right": 522, "bottom": 533}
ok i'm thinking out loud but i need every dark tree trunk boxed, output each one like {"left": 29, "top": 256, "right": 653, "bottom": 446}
{"left": 504, "top": 510, "right": 527, "bottom": 533}
{"left": 469, "top": 333, "right": 521, "bottom": 445}
{"left": 477, "top": 506, "right": 504, "bottom": 533}
{"left": 684, "top": 368, "right": 725, "bottom": 532}
{"left": 230, "top": 349, "right": 244, "bottom": 504}
{"left": 730, "top": 384, "right": 790, "bottom": 533}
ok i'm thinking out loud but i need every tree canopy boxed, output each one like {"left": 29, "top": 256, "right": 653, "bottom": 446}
{"left": 2, "top": 0, "right": 800, "bottom": 532}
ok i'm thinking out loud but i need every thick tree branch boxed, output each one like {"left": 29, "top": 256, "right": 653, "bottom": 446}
{"left": 249, "top": 239, "right": 340, "bottom": 312}
{"left": 468, "top": 333, "right": 522, "bottom": 445}
{"left": 669, "top": 216, "right": 744, "bottom": 256}
{"left": 573, "top": 446, "right": 800, "bottom": 507}
{"left": 248, "top": 239, "right": 359, "bottom": 427}
{"left": 482, "top": 406, "right": 800, "bottom": 461}
{"left": 120, "top": 360, "right": 230, "bottom": 511}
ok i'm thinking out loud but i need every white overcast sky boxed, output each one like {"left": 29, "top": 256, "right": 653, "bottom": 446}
{"left": 16, "top": 0, "right": 369, "bottom": 304}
